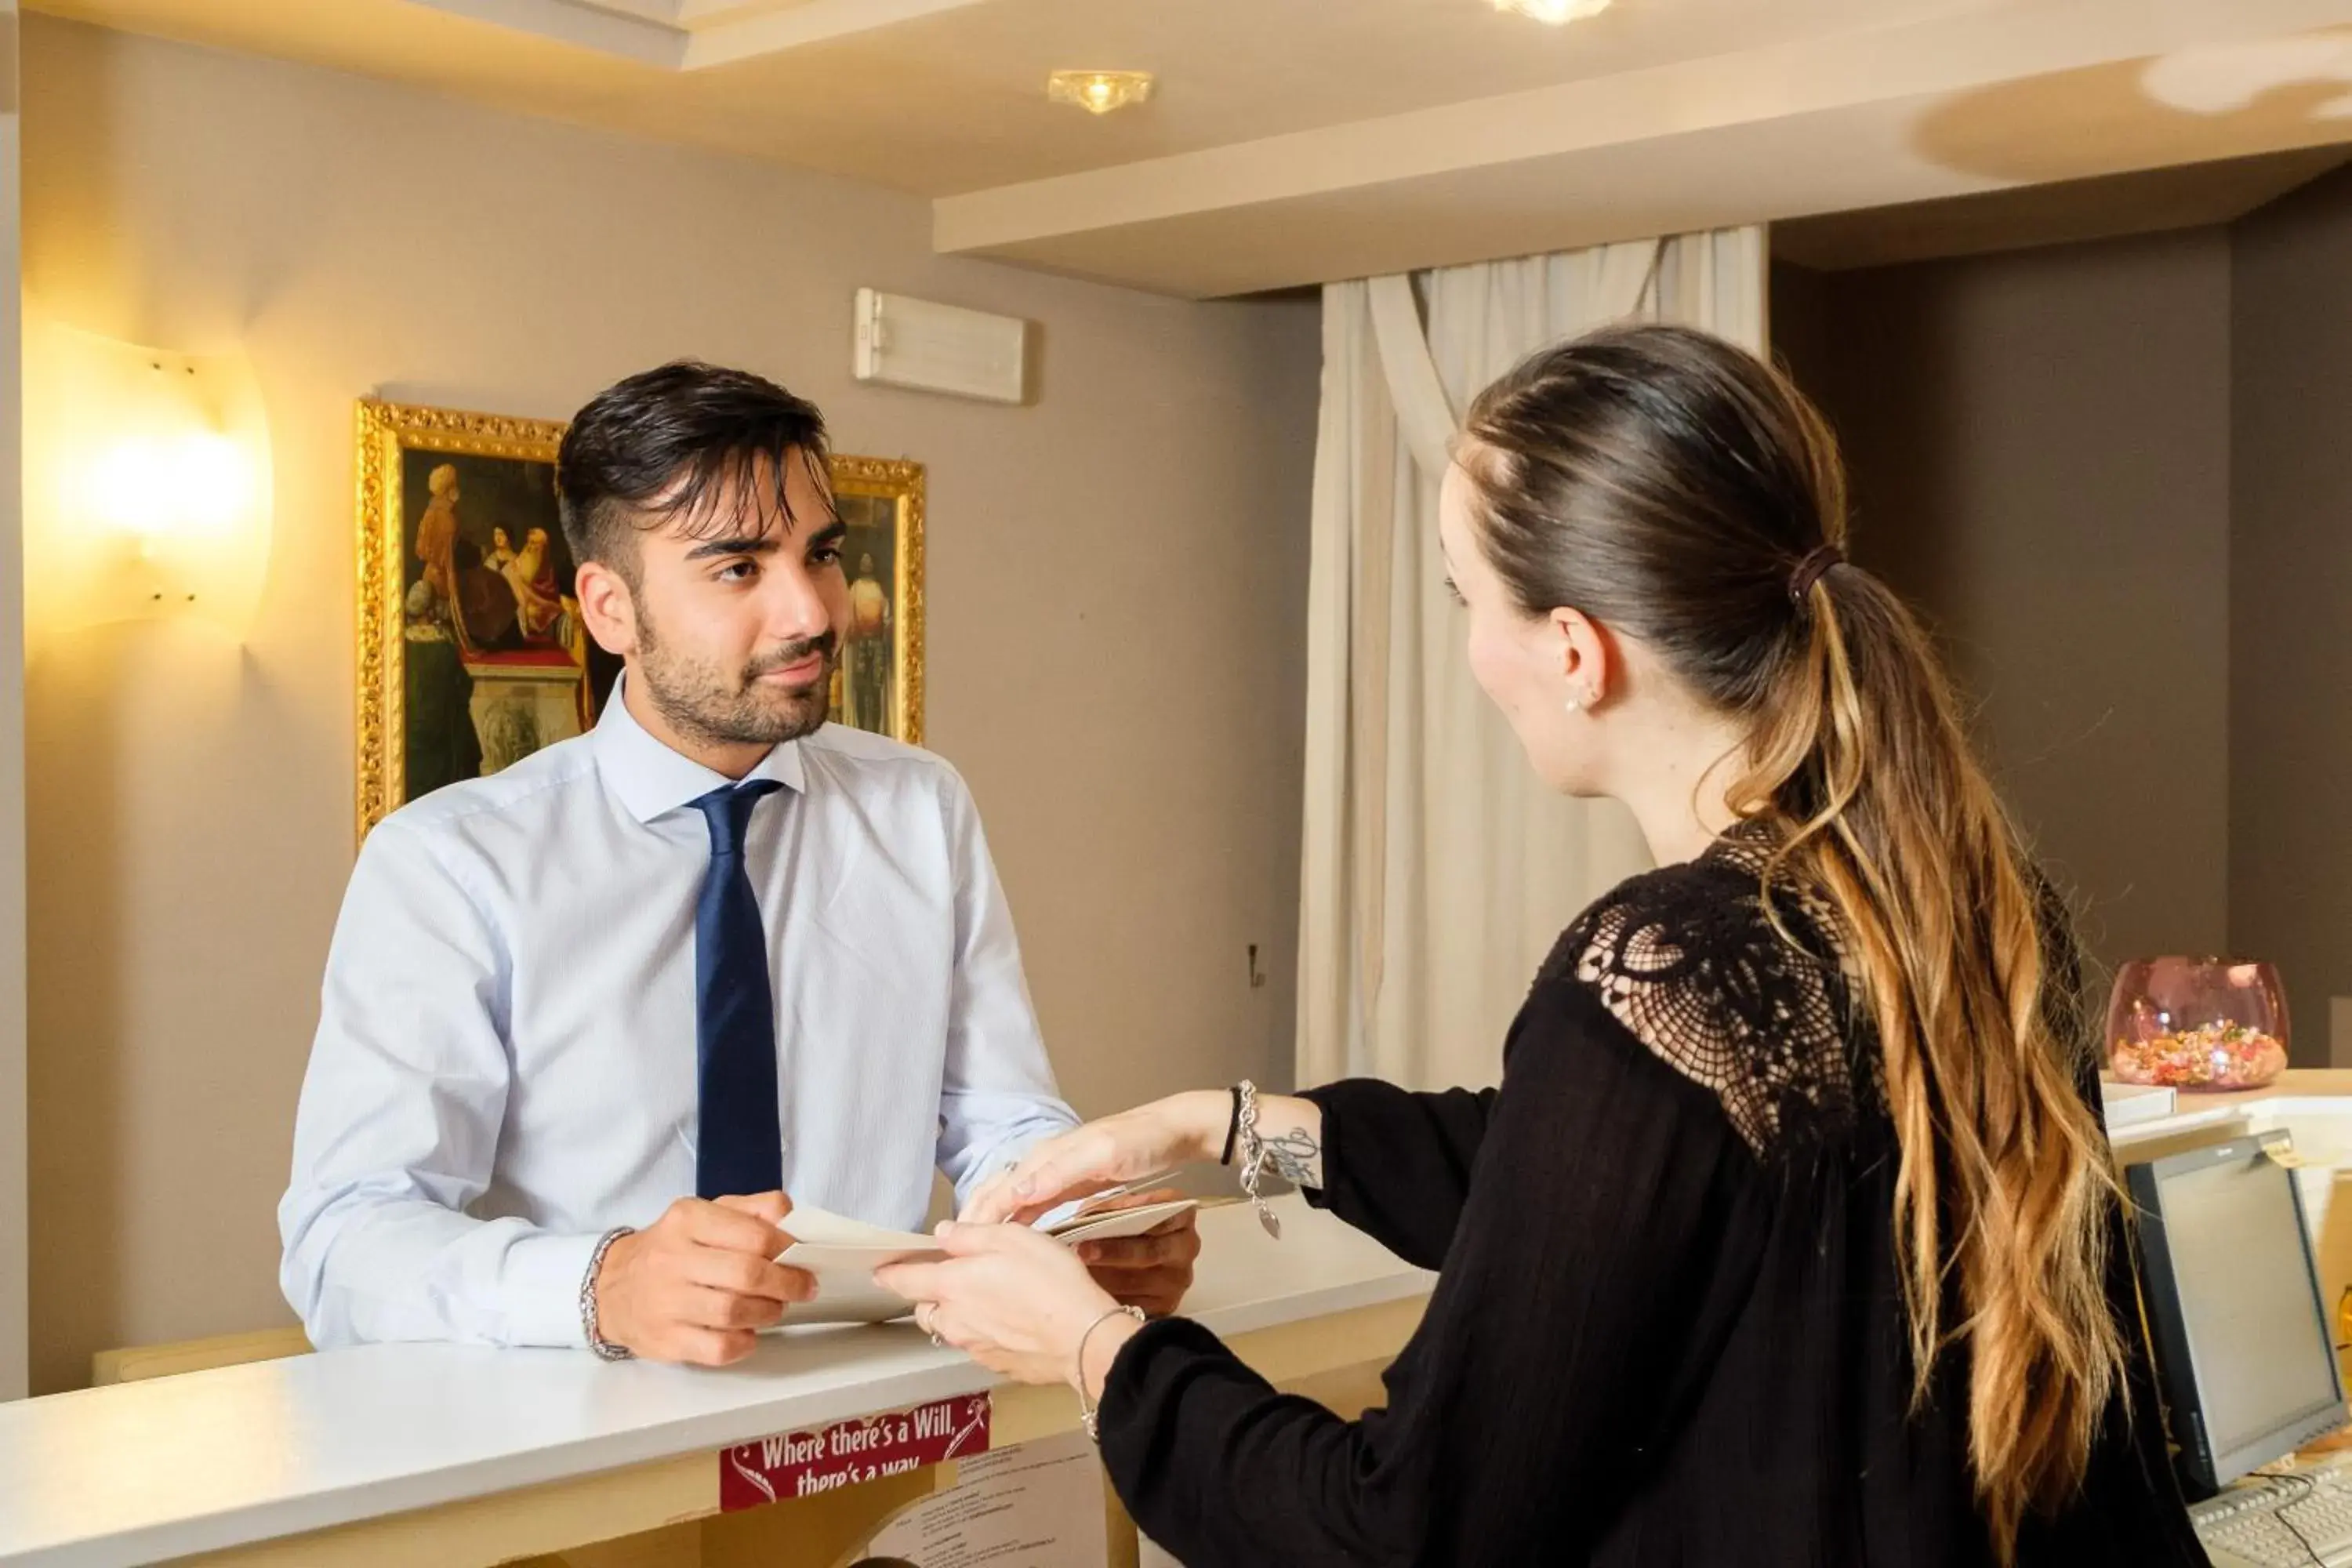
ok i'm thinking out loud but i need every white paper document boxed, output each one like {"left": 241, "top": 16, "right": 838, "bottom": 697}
{"left": 779, "top": 1193, "right": 1198, "bottom": 1326}
{"left": 832, "top": 1428, "right": 1112, "bottom": 1568}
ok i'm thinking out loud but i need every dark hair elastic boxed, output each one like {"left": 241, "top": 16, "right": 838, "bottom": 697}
{"left": 1788, "top": 543, "right": 1845, "bottom": 605}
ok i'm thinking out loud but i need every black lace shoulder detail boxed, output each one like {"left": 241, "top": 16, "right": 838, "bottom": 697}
{"left": 1541, "top": 829, "right": 1864, "bottom": 1158}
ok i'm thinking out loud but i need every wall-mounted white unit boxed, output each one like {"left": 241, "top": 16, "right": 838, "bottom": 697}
{"left": 852, "top": 288, "right": 1027, "bottom": 405}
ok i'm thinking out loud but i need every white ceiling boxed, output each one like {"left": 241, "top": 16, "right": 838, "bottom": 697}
{"left": 27, "top": 0, "right": 2352, "bottom": 295}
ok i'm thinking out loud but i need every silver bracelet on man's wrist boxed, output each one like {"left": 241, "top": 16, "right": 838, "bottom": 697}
{"left": 582, "top": 1225, "right": 636, "bottom": 1362}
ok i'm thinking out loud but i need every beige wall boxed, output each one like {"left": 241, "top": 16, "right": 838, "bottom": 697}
{"left": 2230, "top": 164, "right": 2352, "bottom": 1055}
{"left": 19, "top": 15, "right": 1320, "bottom": 1394}
{"left": 0, "top": 0, "right": 27, "bottom": 1403}
{"left": 1773, "top": 230, "right": 2235, "bottom": 982}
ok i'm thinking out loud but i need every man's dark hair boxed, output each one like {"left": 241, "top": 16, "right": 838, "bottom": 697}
{"left": 557, "top": 361, "right": 830, "bottom": 579}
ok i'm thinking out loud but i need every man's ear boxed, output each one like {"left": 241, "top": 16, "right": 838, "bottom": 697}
{"left": 575, "top": 558, "right": 637, "bottom": 657}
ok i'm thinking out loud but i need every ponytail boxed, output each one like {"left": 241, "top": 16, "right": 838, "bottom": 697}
{"left": 1745, "top": 564, "right": 2122, "bottom": 1557}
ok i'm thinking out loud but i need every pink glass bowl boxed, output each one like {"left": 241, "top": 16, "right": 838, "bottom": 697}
{"left": 2107, "top": 956, "right": 2290, "bottom": 1092}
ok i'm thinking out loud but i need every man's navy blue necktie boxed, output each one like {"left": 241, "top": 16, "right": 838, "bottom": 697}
{"left": 689, "top": 779, "right": 785, "bottom": 1200}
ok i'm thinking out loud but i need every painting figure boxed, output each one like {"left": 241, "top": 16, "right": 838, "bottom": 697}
{"left": 844, "top": 550, "right": 892, "bottom": 733}
{"left": 414, "top": 463, "right": 462, "bottom": 608}
{"left": 504, "top": 526, "right": 566, "bottom": 642}
{"left": 452, "top": 546, "right": 515, "bottom": 649}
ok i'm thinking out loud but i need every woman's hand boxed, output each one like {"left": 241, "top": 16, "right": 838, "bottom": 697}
{"left": 875, "top": 1223, "right": 1138, "bottom": 1391}
{"left": 963, "top": 1093, "right": 1231, "bottom": 1225}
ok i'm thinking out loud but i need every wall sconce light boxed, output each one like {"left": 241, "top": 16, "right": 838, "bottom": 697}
{"left": 24, "top": 317, "right": 274, "bottom": 644}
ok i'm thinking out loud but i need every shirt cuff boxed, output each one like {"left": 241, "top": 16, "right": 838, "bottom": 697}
{"left": 499, "top": 1229, "right": 606, "bottom": 1349}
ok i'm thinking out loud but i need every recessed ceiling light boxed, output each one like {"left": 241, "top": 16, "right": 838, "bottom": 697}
{"left": 1047, "top": 71, "right": 1156, "bottom": 115}
{"left": 1494, "top": 0, "right": 1613, "bottom": 22}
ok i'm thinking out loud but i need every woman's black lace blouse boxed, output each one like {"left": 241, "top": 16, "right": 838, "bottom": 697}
{"left": 1095, "top": 833, "right": 2205, "bottom": 1566}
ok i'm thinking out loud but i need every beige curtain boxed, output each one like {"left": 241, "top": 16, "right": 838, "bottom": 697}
{"left": 1295, "top": 229, "right": 1769, "bottom": 1092}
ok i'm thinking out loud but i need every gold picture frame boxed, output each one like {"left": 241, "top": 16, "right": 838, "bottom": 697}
{"left": 355, "top": 399, "right": 927, "bottom": 840}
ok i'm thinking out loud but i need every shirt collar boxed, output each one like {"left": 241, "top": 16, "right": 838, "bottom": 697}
{"left": 591, "top": 673, "right": 808, "bottom": 825}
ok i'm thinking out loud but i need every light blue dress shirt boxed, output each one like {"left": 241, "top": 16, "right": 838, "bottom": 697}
{"left": 280, "top": 688, "right": 1078, "bottom": 1348}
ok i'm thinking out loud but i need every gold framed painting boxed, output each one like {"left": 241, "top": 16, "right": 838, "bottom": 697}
{"left": 355, "top": 399, "right": 927, "bottom": 840}
{"left": 826, "top": 456, "right": 927, "bottom": 751}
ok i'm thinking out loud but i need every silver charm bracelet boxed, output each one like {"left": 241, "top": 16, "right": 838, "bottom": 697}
{"left": 1234, "top": 1079, "right": 1282, "bottom": 1240}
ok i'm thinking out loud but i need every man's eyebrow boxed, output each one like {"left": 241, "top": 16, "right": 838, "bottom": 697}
{"left": 683, "top": 532, "right": 783, "bottom": 561}
{"left": 806, "top": 519, "right": 849, "bottom": 549}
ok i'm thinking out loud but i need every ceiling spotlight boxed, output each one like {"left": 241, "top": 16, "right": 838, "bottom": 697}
{"left": 1494, "top": 0, "right": 1613, "bottom": 22}
{"left": 1047, "top": 70, "right": 1156, "bottom": 115}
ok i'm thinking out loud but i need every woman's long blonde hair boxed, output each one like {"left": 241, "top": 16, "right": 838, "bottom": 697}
{"left": 1461, "top": 323, "right": 2122, "bottom": 1559}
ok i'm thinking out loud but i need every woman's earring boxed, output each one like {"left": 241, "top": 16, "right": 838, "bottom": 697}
{"left": 1564, "top": 688, "right": 1594, "bottom": 713}
{"left": 1563, "top": 695, "right": 1581, "bottom": 713}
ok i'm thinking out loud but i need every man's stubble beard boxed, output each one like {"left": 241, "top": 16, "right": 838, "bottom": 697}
{"left": 634, "top": 604, "right": 837, "bottom": 751}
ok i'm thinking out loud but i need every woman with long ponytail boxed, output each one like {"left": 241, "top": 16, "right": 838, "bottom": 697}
{"left": 879, "top": 324, "right": 2205, "bottom": 1565}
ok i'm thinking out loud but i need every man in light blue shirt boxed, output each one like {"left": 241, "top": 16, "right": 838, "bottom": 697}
{"left": 281, "top": 362, "right": 1197, "bottom": 1364}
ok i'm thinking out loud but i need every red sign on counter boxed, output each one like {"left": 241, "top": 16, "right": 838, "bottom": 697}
{"left": 719, "top": 1394, "right": 992, "bottom": 1512}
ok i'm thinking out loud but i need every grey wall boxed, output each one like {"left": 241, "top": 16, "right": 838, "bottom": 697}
{"left": 2230, "top": 163, "right": 2352, "bottom": 1055}
{"left": 1774, "top": 229, "right": 2236, "bottom": 986}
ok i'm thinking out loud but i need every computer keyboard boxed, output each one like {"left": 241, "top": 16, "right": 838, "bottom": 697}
{"left": 2197, "top": 1467, "right": 2352, "bottom": 1567}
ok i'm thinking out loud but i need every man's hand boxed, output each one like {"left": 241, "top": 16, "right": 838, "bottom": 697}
{"left": 593, "top": 1191, "right": 816, "bottom": 1366}
{"left": 1071, "top": 1191, "right": 1200, "bottom": 1318}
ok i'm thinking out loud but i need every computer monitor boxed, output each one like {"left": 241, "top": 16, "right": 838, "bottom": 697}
{"left": 2128, "top": 1131, "right": 2348, "bottom": 1497}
